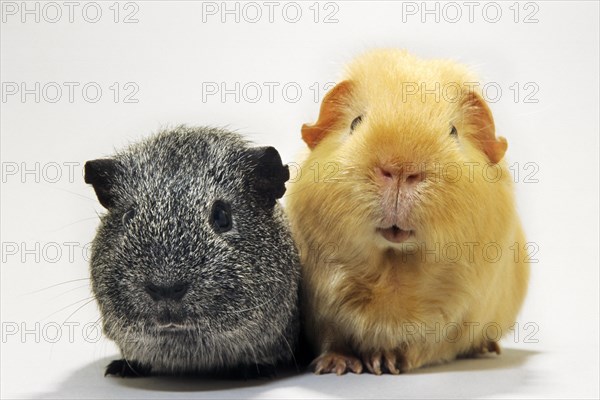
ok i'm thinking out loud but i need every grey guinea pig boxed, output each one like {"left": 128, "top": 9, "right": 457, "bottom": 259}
{"left": 84, "top": 125, "right": 300, "bottom": 377}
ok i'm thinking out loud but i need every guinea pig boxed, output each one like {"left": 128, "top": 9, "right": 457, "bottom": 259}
{"left": 285, "top": 50, "right": 530, "bottom": 375}
{"left": 84, "top": 125, "right": 300, "bottom": 377}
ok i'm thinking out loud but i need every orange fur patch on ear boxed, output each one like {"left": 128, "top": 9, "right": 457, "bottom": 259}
{"left": 463, "top": 91, "right": 507, "bottom": 164}
{"left": 302, "top": 80, "right": 353, "bottom": 149}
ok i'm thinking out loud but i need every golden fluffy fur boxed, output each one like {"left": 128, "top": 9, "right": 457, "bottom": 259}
{"left": 285, "top": 50, "right": 530, "bottom": 375}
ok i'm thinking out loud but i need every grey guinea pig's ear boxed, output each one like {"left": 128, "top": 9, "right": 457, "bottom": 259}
{"left": 84, "top": 159, "right": 120, "bottom": 209}
{"left": 247, "top": 146, "right": 290, "bottom": 208}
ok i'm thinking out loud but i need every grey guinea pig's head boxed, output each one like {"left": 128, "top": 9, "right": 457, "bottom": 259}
{"left": 85, "top": 126, "right": 300, "bottom": 374}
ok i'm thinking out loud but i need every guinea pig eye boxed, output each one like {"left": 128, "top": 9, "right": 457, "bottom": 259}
{"left": 211, "top": 200, "right": 232, "bottom": 233}
{"left": 350, "top": 115, "right": 363, "bottom": 132}
{"left": 122, "top": 209, "right": 135, "bottom": 226}
{"left": 450, "top": 125, "right": 458, "bottom": 137}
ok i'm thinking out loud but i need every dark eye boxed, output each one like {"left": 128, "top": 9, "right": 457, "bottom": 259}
{"left": 122, "top": 209, "right": 135, "bottom": 226}
{"left": 211, "top": 200, "right": 232, "bottom": 233}
{"left": 450, "top": 125, "right": 458, "bottom": 137}
{"left": 350, "top": 115, "right": 363, "bottom": 132}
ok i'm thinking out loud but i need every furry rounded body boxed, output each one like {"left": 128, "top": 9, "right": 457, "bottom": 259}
{"left": 286, "top": 50, "right": 530, "bottom": 374}
{"left": 86, "top": 126, "right": 300, "bottom": 376}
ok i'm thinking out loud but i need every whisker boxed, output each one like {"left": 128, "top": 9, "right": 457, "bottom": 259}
{"left": 92, "top": 315, "right": 102, "bottom": 326}
{"left": 259, "top": 317, "right": 299, "bottom": 372}
{"left": 48, "top": 283, "right": 91, "bottom": 301}
{"left": 124, "top": 357, "right": 142, "bottom": 377}
{"left": 44, "top": 216, "right": 100, "bottom": 233}
{"left": 39, "top": 183, "right": 97, "bottom": 203}
{"left": 41, "top": 296, "right": 95, "bottom": 321}
{"left": 223, "top": 286, "right": 286, "bottom": 315}
{"left": 62, "top": 298, "right": 97, "bottom": 324}
{"left": 279, "top": 329, "right": 299, "bottom": 372}
{"left": 22, "top": 278, "right": 90, "bottom": 296}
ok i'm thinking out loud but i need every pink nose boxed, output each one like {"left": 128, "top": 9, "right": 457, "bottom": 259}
{"left": 376, "top": 165, "right": 425, "bottom": 188}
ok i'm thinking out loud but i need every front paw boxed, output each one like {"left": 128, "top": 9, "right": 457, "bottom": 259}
{"left": 362, "top": 350, "right": 407, "bottom": 375}
{"left": 310, "top": 351, "right": 363, "bottom": 375}
{"left": 105, "top": 359, "right": 150, "bottom": 377}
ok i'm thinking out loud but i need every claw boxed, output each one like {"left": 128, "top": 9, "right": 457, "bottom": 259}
{"left": 311, "top": 351, "right": 363, "bottom": 375}
{"left": 348, "top": 357, "right": 363, "bottom": 374}
{"left": 334, "top": 358, "right": 347, "bottom": 375}
{"left": 487, "top": 341, "right": 501, "bottom": 355}
{"left": 372, "top": 356, "right": 382, "bottom": 375}
{"left": 363, "top": 350, "right": 405, "bottom": 375}
{"left": 384, "top": 351, "right": 400, "bottom": 375}
{"left": 363, "top": 351, "right": 383, "bottom": 375}
{"left": 472, "top": 341, "right": 501, "bottom": 356}
{"left": 104, "top": 359, "right": 150, "bottom": 377}
{"left": 313, "top": 357, "right": 330, "bottom": 375}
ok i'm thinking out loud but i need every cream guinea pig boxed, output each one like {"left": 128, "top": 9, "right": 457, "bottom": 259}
{"left": 285, "top": 49, "right": 530, "bottom": 375}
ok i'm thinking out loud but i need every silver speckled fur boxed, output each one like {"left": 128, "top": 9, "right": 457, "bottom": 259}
{"left": 87, "top": 126, "right": 300, "bottom": 375}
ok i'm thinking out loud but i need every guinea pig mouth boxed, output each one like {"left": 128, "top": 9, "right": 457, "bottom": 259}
{"left": 158, "top": 322, "right": 187, "bottom": 330}
{"left": 377, "top": 225, "right": 414, "bottom": 243}
{"left": 155, "top": 322, "right": 195, "bottom": 335}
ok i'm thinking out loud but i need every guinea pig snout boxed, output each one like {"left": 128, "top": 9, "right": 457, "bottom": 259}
{"left": 374, "top": 163, "right": 425, "bottom": 192}
{"left": 375, "top": 162, "right": 425, "bottom": 228}
{"left": 144, "top": 282, "right": 190, "bottom": 302}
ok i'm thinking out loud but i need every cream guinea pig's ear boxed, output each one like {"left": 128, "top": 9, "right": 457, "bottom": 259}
{"left": 301, "top": 80, "right": 353, "bottom": 149}
{"left": 461, "top": 91, "right": 508, "bottom": 164}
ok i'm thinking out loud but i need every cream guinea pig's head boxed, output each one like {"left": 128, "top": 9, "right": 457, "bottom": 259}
{"left": 294, "top": 50, "right": 512, "bottom": 255}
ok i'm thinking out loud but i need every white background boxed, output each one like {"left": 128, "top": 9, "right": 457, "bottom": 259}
{"left": 1, "top": 0, "right": 599, "bottom": 398}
